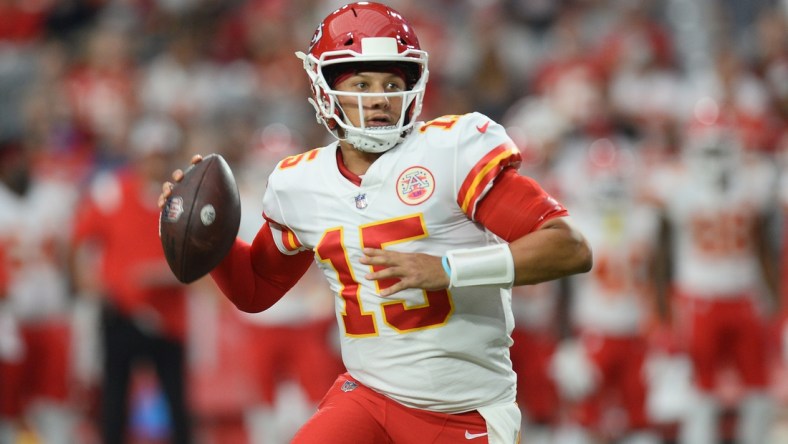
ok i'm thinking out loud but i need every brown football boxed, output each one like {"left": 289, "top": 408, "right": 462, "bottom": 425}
{"left": 159, "top": 154, "right": 241, "bottom": 283}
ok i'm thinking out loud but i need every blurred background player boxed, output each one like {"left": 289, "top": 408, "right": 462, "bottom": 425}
{"left": 71, "top": 115, "right": 193, "bottom": 444}
{"left": 647, "top": 108, "right": 780, "bottom": 444}
{"left": 551, "top": 138, "right": 662, "bottom": 444}
{"left": 0, "top": 135, "right": 79, "bottom": 443}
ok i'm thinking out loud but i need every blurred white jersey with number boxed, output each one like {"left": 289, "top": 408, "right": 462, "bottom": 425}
{"left": 647, "top": 157, "right": 776, "bottom": 297}
{"left": 262, "top": 113, "right": 528, "bottom": 413}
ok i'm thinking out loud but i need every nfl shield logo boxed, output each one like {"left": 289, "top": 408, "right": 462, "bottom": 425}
{"left": 340, "top": 380, "right": 358, "bottom": 392}
{"left": 164, "top": 196, "right": 184, "bottom": 222}
{"left": 354, "top": 193, "right": 368, "bottom": 209}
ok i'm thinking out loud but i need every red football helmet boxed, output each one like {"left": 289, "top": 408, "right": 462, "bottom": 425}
{"left": 296, "top": 2, "right": 429, "bottom": 153}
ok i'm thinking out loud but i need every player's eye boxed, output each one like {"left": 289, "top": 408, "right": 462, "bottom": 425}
{"left": 386, "top": 82, "right": 404, "bottom": 91}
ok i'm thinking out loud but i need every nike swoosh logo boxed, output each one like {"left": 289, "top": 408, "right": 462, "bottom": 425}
{"left": 465, "top": 430, "right": 488, "bottom": 440}
{"left": 476, "top": 121, "right": 490, "bottom": 134}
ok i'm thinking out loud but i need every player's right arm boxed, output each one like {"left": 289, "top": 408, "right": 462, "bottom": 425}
{"left": 158, "top": 154, "right": 313, "bottom": 313}
{"left": 209, "top": 224, "right": 313, "bottom": 313}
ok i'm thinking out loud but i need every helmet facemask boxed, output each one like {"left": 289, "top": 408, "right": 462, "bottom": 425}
{"left": 297, "top": 42, "right": 429, "bottom": 153}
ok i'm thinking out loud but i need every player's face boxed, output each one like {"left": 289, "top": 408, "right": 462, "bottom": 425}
{"left": 334, "top": 71, "right": 406, "bottom": 129}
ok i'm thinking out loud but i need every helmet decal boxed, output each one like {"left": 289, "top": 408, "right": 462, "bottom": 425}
{"left": 308, "top": 23, "right": 323, "bottom": 54}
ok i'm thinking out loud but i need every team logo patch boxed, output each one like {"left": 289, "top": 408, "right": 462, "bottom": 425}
{"left": 340, "top": 380, "right": 358, "bottom": 392}
{"left": 163, "top": 196, "right": 184, "bottom": 222}
{"left": 396, "top": 166, "right": 435, "bottom": 206}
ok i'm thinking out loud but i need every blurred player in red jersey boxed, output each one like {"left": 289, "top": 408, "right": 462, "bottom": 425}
{"left": 159, "top": 3, "right": 592, "bottom": 443}
{"left": 0, "top": 135, "right": 79, "bottom": 443}
{"left": 648, "top": 110, "right": 779, "bottom": 444}
{"left": 71, "top": 116, "right": 193, "bottom": 444}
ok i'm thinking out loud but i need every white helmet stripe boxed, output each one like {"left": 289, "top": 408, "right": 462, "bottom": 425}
{"left": 360, "top": 37, "right": 399, "bottom": 55}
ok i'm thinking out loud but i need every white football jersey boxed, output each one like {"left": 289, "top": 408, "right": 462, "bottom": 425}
{"left": 262, "top": 113, "right": 526, "bottom": 413}
{"left": 648, "top": 156, "right": 777, "bottom": 297}
{"left": 0, "top": 178, "right": 77, "bottom": 320}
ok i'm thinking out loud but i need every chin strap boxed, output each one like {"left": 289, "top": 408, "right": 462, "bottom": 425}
{"left": 343, "top": 126, "right": 403, "bottom": 153}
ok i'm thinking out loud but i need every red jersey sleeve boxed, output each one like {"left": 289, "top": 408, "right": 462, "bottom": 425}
{"left": 475, "top": 168, "right": 568, "bottom": 242}
{"left": 210, "top": 222, "right": 314, "bottom": 313}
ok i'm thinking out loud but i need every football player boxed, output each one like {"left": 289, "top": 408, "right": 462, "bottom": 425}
{"left": 0, "top": 136, "right": 78, "bottom": 444}
{"left": 647, "top": 115, "right": 779, "bottom": 444}
{"left": 159, "top": 3, "right": 592, "bottom": 443}
{"left": 551, "top": 138, "right": 663, "bottom": 444}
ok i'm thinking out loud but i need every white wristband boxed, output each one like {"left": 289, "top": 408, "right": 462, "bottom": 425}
{"left": 444, "top": 244, "right": 515, "bottom": 288}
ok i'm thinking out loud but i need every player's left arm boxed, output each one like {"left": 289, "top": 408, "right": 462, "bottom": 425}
{"left": 362, "top": 114, "right": 590, "bottom": 295}
{"left": 474, "top": 168, "right": 593, "bottom": 285}
{"left": 361, "top": 168, "right": 591, "bottom": 296}
{"left": 753, "top": 162, "right": 781, "bottom": 314}
{"left": 754, "top": 210, "right": 780, "bottom": 312}
{"left": 451, "top": 113, "right": 591, "bottom": 284}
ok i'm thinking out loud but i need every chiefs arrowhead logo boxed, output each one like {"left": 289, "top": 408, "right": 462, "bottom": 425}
{"left": 476, "top": 121, "right": 490, "bottom": 134}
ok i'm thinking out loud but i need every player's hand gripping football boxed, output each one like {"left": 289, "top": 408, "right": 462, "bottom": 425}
{"left": 360, "top": 248, "right": 450, "bottom": 297}
{"left": 158, "top": 153, "right": 240, "bottom": 283}
{"left": 157, "top": 154, "right": 203, "bottom": 209}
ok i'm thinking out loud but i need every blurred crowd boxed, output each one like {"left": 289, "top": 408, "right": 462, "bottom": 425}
{"left": 0, "top": 0, "right": 787, "bottom": 443}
